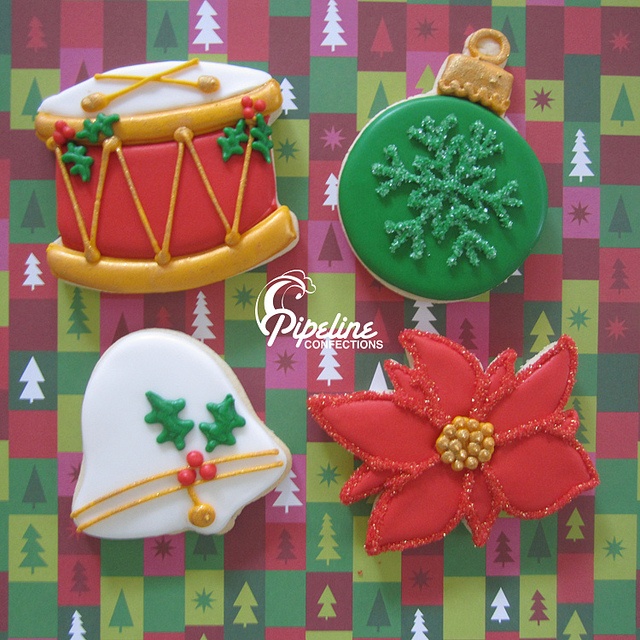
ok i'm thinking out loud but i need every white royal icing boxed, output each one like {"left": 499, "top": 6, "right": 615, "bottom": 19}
{"left": 72, "top": 328, "right": 290, "bottom": 539}
{"left": 39, "top": 60, "right": 274, "bottom": 119}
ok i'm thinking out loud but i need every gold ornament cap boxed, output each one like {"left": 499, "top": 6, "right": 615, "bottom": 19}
{"left": 437, "top": 28, "right": 513, "bottom": 117}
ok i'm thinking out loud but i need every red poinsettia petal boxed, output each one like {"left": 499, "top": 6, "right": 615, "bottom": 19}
{"left": 366, "top": 464, "right": 464, "bottom": 554}
{"left": 465, "top": 472, "right": 502, "bottom": 546}
{"left": 340, "top": 464, "right": 394, "bottom": 504}
{"left": 385, "top": 361, "right": 429, "bottom": 414}
{"left": 308, "top": 392, "right": 439, "bottom": 468}
{"left": 400, "top": 330, "right": 481, "bottom": 419}
{"left": 484, "top": 348, "right": 517, "bottom": 407}
{"left": 486, "top": 432, "right": 598, "bottom": 517}
{"left": 486, "top": 336, "right": 577, "bottom": 436}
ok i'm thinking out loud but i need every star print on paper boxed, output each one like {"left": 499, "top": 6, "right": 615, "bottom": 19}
{"left": 233, "top": 284, "right": 255, "bottom": 309}
{"left": 193, "top": 588, "right": 215, "bottom": 612}
{"left": 568, "top": 307, "right": 590, "bottom": 330}
{"left": 606, "top": 317, "right": 627, "bottom": 340}
{"left": 531, "top": 88, "right": 554, "bottom": 111}
{"left": 415, "top": 19, "right": 437, "bottom": 40}
{"left": 568, "top": 202, "right": 591, "bottom": 225}
{"left": 318, "top": 463, "right": 340, "bottom": 486}
{"left": 277, "top": 138, "right": 298, "bottom": 162}
{"left": 153, "top": 536, "right": 174, "bottom": 559}
{"left": 145, "top": 391, "right": 195, "bottom": 451}
{"left": 611, "top": 30, "right": 631, "bottom": 53}
{"left": 604, "top": 536, "right": 625, "bottom": 560}
{"left": 321, "top": 125, "right": 345, "bottom": 151}
{"left": 411, "top": 567, "right": 430, "bottom": 590}
{"left": 199, "top": 393, "right": 246, "bottom": 452}
{"left": 275, "top": 350, "right": 297, "bottom": 373}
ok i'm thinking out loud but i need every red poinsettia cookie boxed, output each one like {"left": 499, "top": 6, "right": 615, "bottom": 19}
{"left": 308, "top": 330, "right": 599, "bottom": 555}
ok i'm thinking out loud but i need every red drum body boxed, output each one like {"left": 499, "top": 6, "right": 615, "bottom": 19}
{"left": 56, "top": 131, "right": 279, "bottom": 260}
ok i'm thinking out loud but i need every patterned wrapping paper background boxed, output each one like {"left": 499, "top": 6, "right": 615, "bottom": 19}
{"left": 1, "top": 0, "right": 639, "bottom": 638}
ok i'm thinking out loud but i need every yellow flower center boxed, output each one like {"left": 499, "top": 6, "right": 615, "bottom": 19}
{"left": 435, "top": 416, "right": 495, "bottom": 472}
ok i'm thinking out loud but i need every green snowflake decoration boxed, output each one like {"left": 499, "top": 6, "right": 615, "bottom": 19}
{"left": 199, "top": 394, "right": 246, "bottom": 452}
{"left": 372, "top": 113, "right": 523, "bottom": 267}
{"left": 61, "top": 142, "right": 94, "bottom": 182}
{"left": 76, "top": 112, "right": 120, "bottom": 143}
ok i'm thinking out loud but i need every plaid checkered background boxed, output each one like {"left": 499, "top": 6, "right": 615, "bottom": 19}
{"left": 1, "top": 0, "right": 639, "bottom": 638}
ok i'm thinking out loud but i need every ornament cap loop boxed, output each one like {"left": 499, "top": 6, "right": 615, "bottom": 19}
{"left": 466, "top": 28, "right": 511, "bottom": 67}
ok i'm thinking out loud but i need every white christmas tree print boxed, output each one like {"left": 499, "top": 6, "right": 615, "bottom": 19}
{"left": 69, "top": 610, "right": 87, "bottom": 640}
{"left": 191, "top": 290, "right": 216, "bottom": 341}
{"left": 411, "top": 300, "right": 438, "bottom": 333}
{"left": 490, "top": 587, "right": 511, "bottom": 623}
{"left": 272, "top": 468, "right": 303, "bottom": 513}
{"left": 323, "top": 173, "right": 339, "bottom": 210}
{"left": 317, "top": 340, "right": 342, "bottom": 386}
{"left": 321, "top": 0, "right": 347, "bottom": 52}
{"left": 411, "top": 608, "right": 429, "bottom": 640}
{"left": 280, "top": 78, "right": 298, "bottom": 116}
{"left": 23, "top": 252, "right": 44, "bottom": 290}
{"left": 569, "top": 129, "right": 594, "bottom": 183}
{"left": 19, "top": 356, "right": 45, "bottom": 403}
{"left": 369, "top": 361, "right": 390, "bottom": 392}
{"left": 192, "top": 0, "right": 222, "bottom": 51}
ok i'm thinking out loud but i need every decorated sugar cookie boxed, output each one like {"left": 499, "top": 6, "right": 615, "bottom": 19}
{"left": 36, "top": 59, "right": 298, "bottom": 293}
{"left": 72, "top": 329, "right": 291, "bottom": 538}
{"left": 308, "top": 330, "right": 598, "bottom": 555}
{"left": 338, "top": 29, "right": 547, "bottom": 301}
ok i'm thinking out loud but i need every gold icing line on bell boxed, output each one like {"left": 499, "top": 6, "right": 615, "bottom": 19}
{"left": 71, "top": 448, "right": 281, "bottom": 519}
{"left": 74, "top": 460, "right": 284, "bottom": 532}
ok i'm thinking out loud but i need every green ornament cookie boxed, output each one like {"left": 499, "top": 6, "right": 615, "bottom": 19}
{"left": 339, "top": 30, "right": 547, "bottom": 302}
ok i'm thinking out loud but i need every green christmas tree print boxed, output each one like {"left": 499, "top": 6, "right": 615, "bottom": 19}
{"left": 20, "top": 524, "right": 47, "bottom": 574}
{"left": 21, "top": 190, "right": 45, "bottom": 233}
{"left": 154, "top": 10, "right": 178, "bottom": 52}
{"left": 611, "top": 84, "right": 635, "bottom": 127}
{"left": 373, "top": 114, "right": 522, "bottom": 266}
{"left": 67, "top": 287, "right": 91, "bottom": 339}
{"left": 22, "top": 465, "right": 46, "bottom": 509}
{"left": 367, "top": 588, "right": 391, "bottom": 632}
{"left": 317, "top": 513, "right": 340, "bottom": 565}
{"left": 22, "top": 77, "right": 42, "bottom": 120}
{"left": 109, "top": 589, "right": 134, "bottom": 633}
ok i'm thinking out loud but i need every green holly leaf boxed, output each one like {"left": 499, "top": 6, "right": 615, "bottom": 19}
{"left": 61, "top": 142, "right": 94, "bottom": 182}
{"left": 250, "top": 113, "right": 273, "bottom": 162}
{"left": 144, "top": 391, "right": 194, "bottom": 450}
{"left": 218, "top": 119, "right": 249, "bottom": 161}
{"left": 199, "top": 394, "right": 246, "bottom": 452}
{"left": 76, "top": 112, "right": 120, "bottom": 143}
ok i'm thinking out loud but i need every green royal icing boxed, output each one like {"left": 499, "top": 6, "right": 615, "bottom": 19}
{"left": 144, "top": 391, "right": 194, "bottom": 450}
{"left": 199, "top": 393, "right": 246, "bottom": 452}
{"left": 61, "top": 142, "right": 94, "bottom": 182}
{"left": 338, "top": 96, "right": 548, "bottom": 301}
{"left": 373, "top": 113, "right": 523, "bottom": 268}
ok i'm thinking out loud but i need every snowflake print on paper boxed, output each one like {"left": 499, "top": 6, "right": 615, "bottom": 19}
{"left": 373, "top": 114, "right": 522, "bottom": 267}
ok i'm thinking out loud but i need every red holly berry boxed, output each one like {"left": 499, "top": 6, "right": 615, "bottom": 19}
{"left": 177, "top": 468, "right": 197, "bottom": 486}
{"left": 243, "top": 107, "right": 255, "bottom": 120}
{"left": 241, "top": 95, "right": 253, "bottom": 108}
{"left": 186, "top": 450, "right": 204, "bottom": 468}
{"left": 254, "top": 99, "right": 266, "bottom": 113}
{"left": 199, "top": 463, "right": 217, "bottom": 481}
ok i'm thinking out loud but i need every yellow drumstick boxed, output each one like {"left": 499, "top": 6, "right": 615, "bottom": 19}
{"left": 81, "top": 59, "right": 202, "bottom": 112}
{"left": 92, "top": 72, "right": 219, "bottom": 95}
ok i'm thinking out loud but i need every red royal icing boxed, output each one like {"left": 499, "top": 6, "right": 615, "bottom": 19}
{"left": 308, "top": 330, "right": 599, "bottom": 555}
